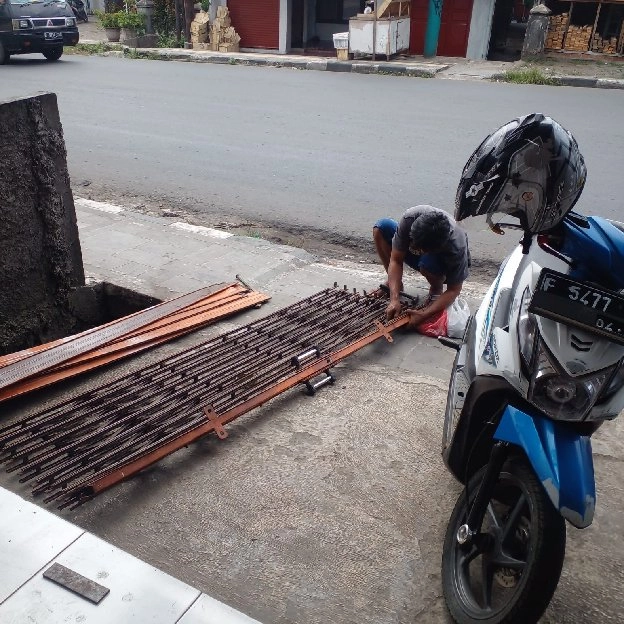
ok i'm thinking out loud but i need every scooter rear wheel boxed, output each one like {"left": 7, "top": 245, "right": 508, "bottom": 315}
{"left": 442, "top": 458, "right": 566, "bottom": 624}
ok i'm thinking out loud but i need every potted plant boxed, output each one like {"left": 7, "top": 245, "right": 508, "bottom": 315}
{"left": 117, "top": 11, "right": 145, "bottom": 42}
{"left": 97, "top": 11, "right": 122, "bottom": 42}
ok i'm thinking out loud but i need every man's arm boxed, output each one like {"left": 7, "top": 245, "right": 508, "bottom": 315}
{"left": 407, "top": 282, "right": 463, "bottom": 328}
{"left": 385, "top": 249, "right": 405, "bottom": 320}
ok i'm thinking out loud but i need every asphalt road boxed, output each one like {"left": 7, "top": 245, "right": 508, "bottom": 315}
{"left": 1, "top": 54, "right": 623, "bottom": 269}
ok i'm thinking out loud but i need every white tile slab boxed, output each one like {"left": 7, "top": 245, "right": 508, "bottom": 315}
{"left": 0, "top": 532, "right": 200, "bottom": 623}
{"left": 0, "top": 488, "right": 84, "bottom": 604}
{"left": 177, "top": 593, "right": 262, "bottom": 624}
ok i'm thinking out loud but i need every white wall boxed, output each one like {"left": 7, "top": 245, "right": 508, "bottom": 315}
{"left": 280, "top": 0, "right": 289, "bottom": 51}
{"left": 466, "top": 0, "right": 496, "bottom": 59}
{"left": 88, "top": 0, "right": 105, "bottom": 14}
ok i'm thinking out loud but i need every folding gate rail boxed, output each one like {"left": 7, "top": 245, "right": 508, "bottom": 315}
{"left": 0, "top": 287, "right": 410, "bottom": 509}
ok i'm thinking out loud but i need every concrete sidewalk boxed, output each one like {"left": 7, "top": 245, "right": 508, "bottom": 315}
{"left": 76, "top": 22, "right": 624, "bottom": 89}
{"left": 1, "top": 197, "right": 623, "bottom": 623}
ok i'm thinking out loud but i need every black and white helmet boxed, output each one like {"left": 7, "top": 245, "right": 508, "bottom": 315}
{"left": 455, "top": 113, "right": 587, "bottom": 233}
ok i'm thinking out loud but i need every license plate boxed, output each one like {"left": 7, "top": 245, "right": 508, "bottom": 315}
{"left": 44, "top": 32, "right": 63, "bottom": 40}
{"left": 529, "top": 269, "right": 624, "bottom": 345}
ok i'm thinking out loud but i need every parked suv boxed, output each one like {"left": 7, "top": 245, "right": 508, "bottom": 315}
{"left": 0, "top": 0, "right": 79, "bottom": 64}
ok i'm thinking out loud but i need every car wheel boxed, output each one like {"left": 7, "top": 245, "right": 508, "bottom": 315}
{"left": 0, "top": 42, "right": 9, "bottom": 65}
{"left": 43, "top": 47, "right": 63, "bottom": 61}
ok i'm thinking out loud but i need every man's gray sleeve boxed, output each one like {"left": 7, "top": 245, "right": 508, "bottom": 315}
{"left": 392, "top": 214, "right": 414, "bottom": 253}
{"left": 445, "top": 231, "right": 470, "bottom": 285}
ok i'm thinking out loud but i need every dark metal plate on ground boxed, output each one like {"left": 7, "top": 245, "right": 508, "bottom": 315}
{"left": 530, "top": 269, "right": 624, "bottom": 346}
{"left": 43, "top": 562, "right": 110, "bottom": 604}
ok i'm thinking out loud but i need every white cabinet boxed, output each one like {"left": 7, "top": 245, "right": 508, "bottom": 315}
{"left": 348, "top": 17, "right": 411, "bottom": 59}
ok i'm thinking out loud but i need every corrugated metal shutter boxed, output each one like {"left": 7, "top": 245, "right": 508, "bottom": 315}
{"left": 227, "top": 0, "right": 280, "bottom": 50}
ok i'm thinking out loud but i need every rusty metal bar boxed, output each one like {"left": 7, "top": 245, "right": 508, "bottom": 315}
{"left": 0, "top": 287, "right": 269, "bottom": 402}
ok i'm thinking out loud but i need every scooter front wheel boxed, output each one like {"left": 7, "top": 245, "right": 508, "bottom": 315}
{"left": 442, "top": 458, "right": 566, "bottom": 624}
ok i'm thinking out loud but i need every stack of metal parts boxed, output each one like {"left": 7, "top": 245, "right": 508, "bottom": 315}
{"left": 0, "top": 286, "right": 409, "bottom": 510}
{"left": 0, "top": 282, "right": 269, "bottom": 402}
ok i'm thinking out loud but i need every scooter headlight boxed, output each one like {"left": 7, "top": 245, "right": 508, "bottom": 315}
{"left": 529, "top": 337, "right": 614, "bottom": 421}
{"left": 517, "top": 287, "right": 538, "bottom": 370}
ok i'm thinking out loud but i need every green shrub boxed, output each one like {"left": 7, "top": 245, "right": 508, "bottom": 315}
{"left": 117, "top": 11, "right": 145, "bottom": 31}
{"left": 499, "top": 68, "right": 560, "bottom": 86}
{"left": 97, "top": 11, "right": 121, "bottom": 28}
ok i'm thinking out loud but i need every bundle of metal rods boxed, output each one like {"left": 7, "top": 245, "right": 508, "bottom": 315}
{"left": 0, "top": 287, "right": 407, "bottom": 509}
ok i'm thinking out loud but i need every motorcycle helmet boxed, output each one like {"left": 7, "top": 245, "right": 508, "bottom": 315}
{"left": 455, "top": 113, "right": 587, "bottom": 233}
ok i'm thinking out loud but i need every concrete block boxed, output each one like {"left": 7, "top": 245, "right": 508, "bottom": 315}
{"left": 0, "top": 93, "right": 84, "bottom": 353}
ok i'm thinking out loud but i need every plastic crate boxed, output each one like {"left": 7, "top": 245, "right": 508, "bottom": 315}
{"left": 332, "top": 32, "right": 349, "bottom": 49}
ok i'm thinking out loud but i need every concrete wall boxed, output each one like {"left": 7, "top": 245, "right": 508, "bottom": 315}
{"left": 0, "top": 93, "right": 85, "bottom": 355}
{"left": 466, "top": 0, "right": 496, "bottom": 60}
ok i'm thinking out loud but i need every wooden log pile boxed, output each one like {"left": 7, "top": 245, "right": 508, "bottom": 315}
{"left": 564, "top": 25, "right": 592, "bottom": 52}
{"left": 210, "top": 6, "right": 241, "bottom": 53}
{"left": 191, "top": 11, "right": 210, "bottom": 50}
{"left": 545, "top": 13, "right": 568, "bottom": 50}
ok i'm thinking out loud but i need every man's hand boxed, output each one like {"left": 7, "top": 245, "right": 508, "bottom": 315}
{"left": 406, "top": 308, "right": 428, "bottom": 328}
{"left": 386, "top": 300, "right": 402, "bottom": 320}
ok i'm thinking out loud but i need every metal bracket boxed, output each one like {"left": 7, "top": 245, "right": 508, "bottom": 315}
{"left": 374, "top": 320, "right": 394, "bottom": 343}
{"left": 203, "top": 405, "right": 228, "bottom": 440}
{"left": 305, "top": 371, "right": 335, "bottom": 396}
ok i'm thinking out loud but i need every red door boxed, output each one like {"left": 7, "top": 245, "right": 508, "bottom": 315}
{"left": 227, "top": 0, "right": 280, "bottom": 49}
{"left": 410, "top": 0, "right": 473, "bottom": 57}
{"left": 409, "top": 0, "right": 429, "bottom": 54}
{"left": 437, "top": 0, "right": 473, "bottom": 57}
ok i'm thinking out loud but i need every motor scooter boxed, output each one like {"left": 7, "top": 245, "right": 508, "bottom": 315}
{"left": 439, "top": 119, "right": 624, "bottom": 623}
{"left": 67, "top": 0, "right": 88, "bottom": 23}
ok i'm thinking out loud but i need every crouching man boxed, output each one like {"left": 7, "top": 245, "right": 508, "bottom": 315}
{"left": 373, "top": 205, "right": 470, "bottom": 328}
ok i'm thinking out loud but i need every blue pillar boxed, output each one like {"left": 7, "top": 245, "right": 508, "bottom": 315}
{"left": 423, "top": 0, "right": 443, "bottom": 57}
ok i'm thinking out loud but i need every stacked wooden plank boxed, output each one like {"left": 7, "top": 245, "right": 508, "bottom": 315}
{"left": 591, "top": 33, "right": 619, "bottom": 54}
{"left": 191, "top": 11, "right": 210, "bottom": 50}
{"left": 0, "top": 282, "right": 269, "bottom": 402}
{"left": 210, "top": 6, "right": 241, "bottom": 53}
{"left": 545, "top": 13, "right": 568, "bottom": 50}
{"left": 564, "top": 25, "right": 592, "bottom": 52}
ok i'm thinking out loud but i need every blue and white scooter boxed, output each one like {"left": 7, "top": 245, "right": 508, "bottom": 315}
{"left": 439, "top": 114, "right": 624, "bottom": 623}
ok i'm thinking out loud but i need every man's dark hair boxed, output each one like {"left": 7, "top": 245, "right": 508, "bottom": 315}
{"left": 409, "top": 211, "right": 452, "bottom": 251}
